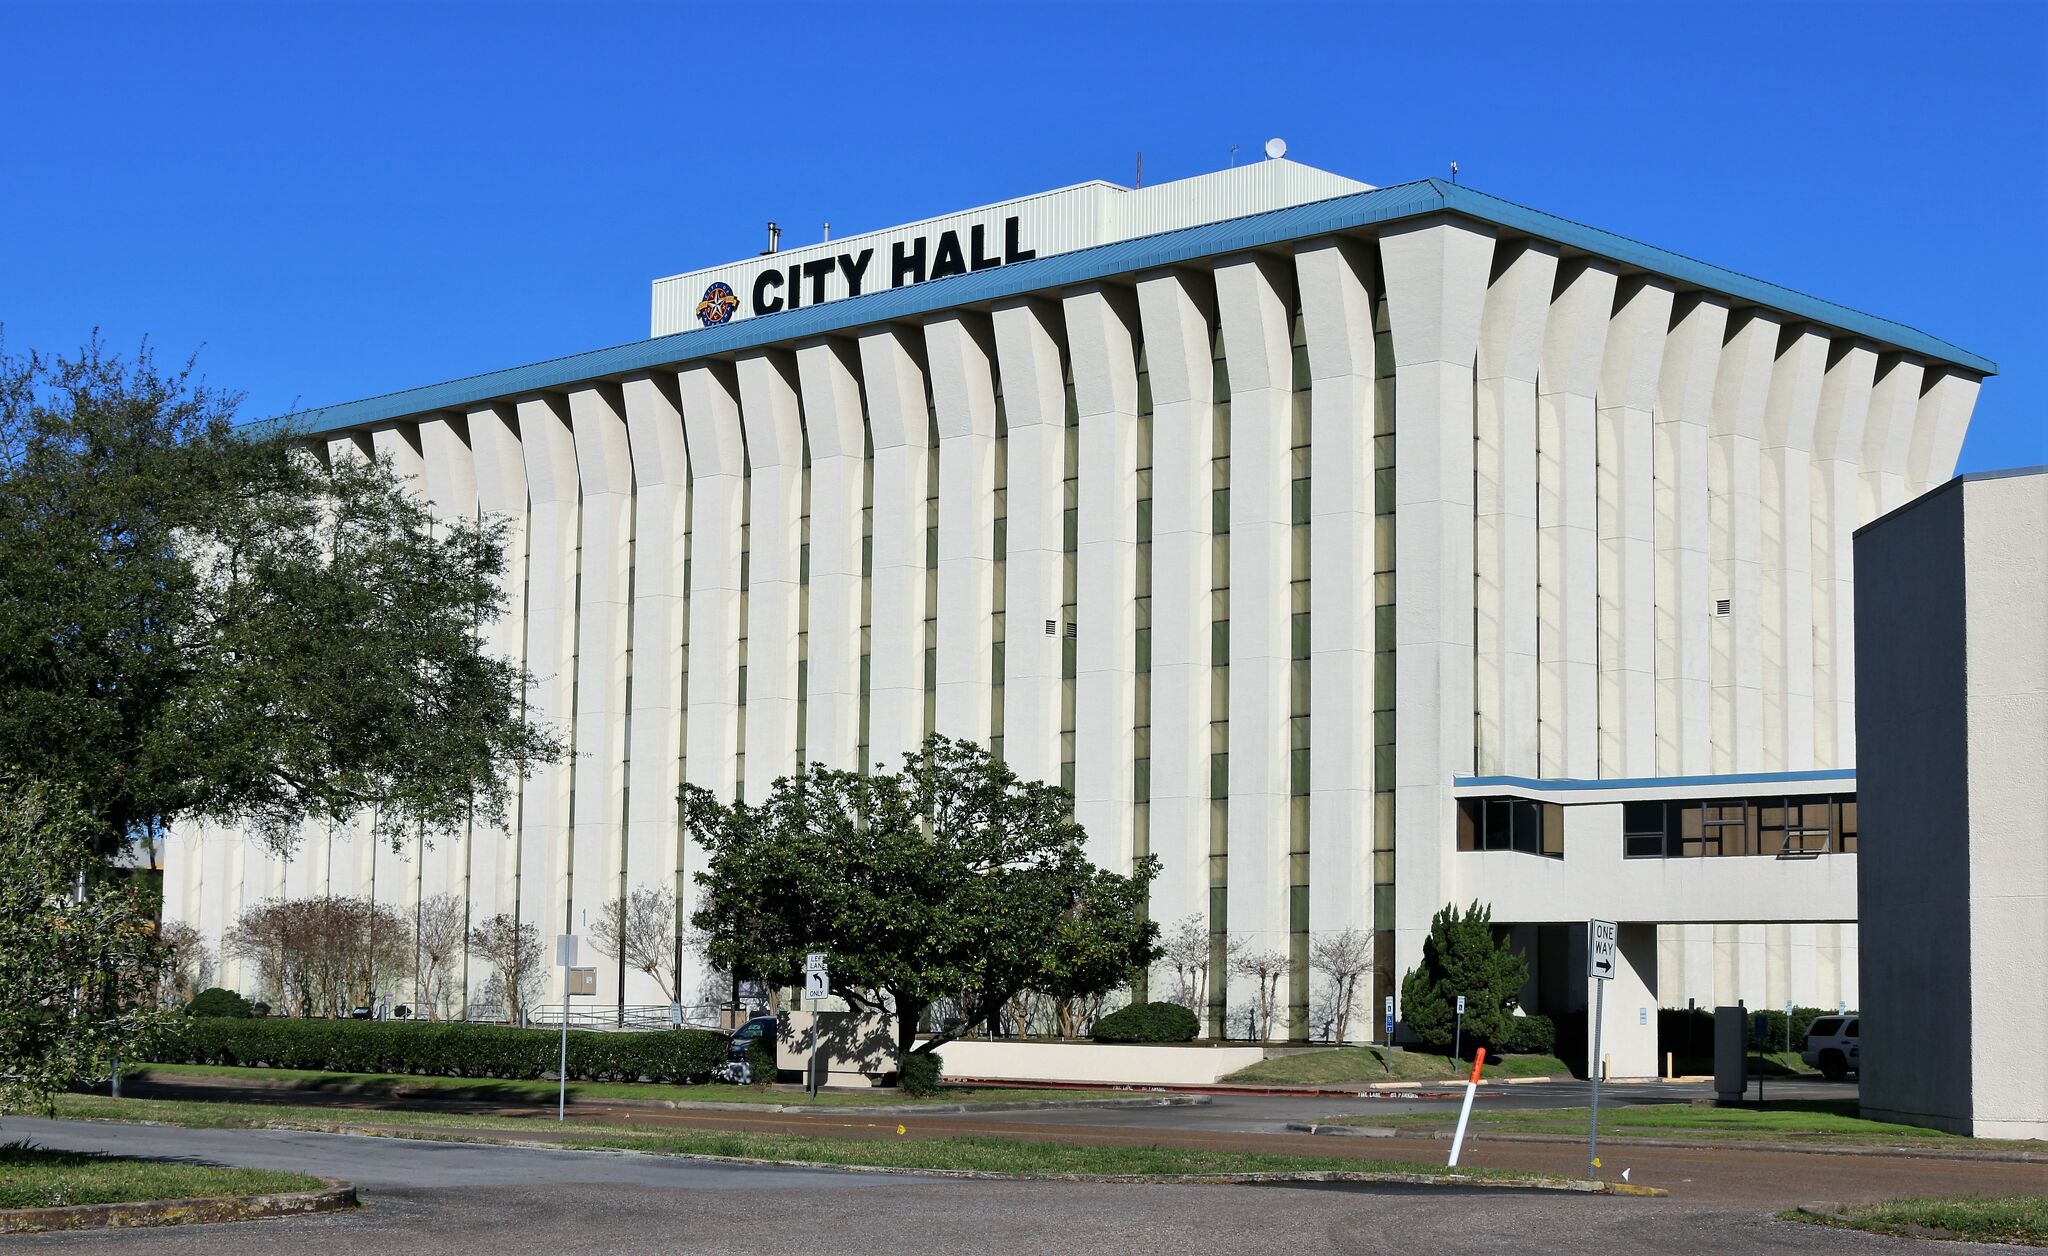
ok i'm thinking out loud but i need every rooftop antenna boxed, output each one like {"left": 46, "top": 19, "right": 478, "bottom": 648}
{"left": 1450, "top": 160, "right": 1459, "bottom": 185}
{"left": 1229, "top": 144, "right": 1239, "bottom": 167}
{"left": 822, "top": 221, "right": 831, "bottom": 242}
{"left": 1264, "top": 137, "right": 1287, "bottom": 160}
{"left": 1135, "top": 151, "right": 1143, "bottom": 189}
{"left": 761, "top": 222, "right": 781, "bottom": 256}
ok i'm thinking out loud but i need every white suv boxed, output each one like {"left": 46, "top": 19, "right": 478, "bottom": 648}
{"left": 1802, "top": 1015, "right": 1860, "bottom": 1080}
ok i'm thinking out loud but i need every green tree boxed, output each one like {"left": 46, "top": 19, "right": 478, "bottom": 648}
{"left": 1398, "top": 901, "right": 1529, "bottom": 1054}
{"left": 0, "top": 783, "right": 170, "bottom": 1114}
{"left": 0, "top": 337, "right": 560, "bottom": 855}
{"left": 687, "top": 735, "right": 1160, "bottom": 1063}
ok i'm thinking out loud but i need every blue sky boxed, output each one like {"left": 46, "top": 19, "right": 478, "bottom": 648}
{"left": 2, "top": 1, "right": 2041, "bottom": 472}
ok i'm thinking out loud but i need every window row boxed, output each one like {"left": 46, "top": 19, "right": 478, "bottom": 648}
{"left": 1623, "top": 795, "right": 1858, "bottom": 859}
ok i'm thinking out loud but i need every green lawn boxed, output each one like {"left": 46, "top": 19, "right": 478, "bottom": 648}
{"left": 127, "top": 1063, "right": 1124, "bottom": 1108}
{"left": 1226, "top": 1046, "right": 1569, "bottom": 1086}
{"left": 0, "top": 1143, "right": 322, "bottom": 1211}
{"left": 1341, "top": 1099, "right": 2048, "bottom": 1153}
{"left": 1787, "top": 1195, "right": 2048, "bottom": 1245}
{"left": 48, "top": 1095, "right": 1557, "bottom": 1183}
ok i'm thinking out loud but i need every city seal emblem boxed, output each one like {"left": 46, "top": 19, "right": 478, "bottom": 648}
{"left": 696, "top": 281, "right": 740, "bottom": 327}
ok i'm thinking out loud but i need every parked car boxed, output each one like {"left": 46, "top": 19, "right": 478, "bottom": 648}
{"left": 1802, "top": 1015, "right": 1860, "bottom": 1080}
{"left": 716, "top": 1014, "right": 779, "bottom": 1084}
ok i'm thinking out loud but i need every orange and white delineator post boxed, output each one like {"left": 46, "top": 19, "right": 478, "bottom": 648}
{"left": 1446, "top": 1048, "right": 1487, "bottom": 1167}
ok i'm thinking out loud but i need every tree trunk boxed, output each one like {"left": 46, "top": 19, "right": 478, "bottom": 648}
{"left": 895, "top": 999, "right": 922, "bottom": 1063}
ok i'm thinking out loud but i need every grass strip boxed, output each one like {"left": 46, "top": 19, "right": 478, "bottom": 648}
{"left": 126, "top": 1064, "right": 1124, "bottom": 1108}
{"left": 49, "top": 1094, "right": 1551, "bottom": 1184}
{"left": 0, "top": 1143, "right": 322, "bottom": 1210}
{"left": 1786, "top": 1194, "right": 2047, "bottom": 1245}
{"left": 1346, "top": 1100, "right": 2048, "bottom": 1153}
{"left": 1227, "top": 1046, "right": 1568, "bottom": 1086}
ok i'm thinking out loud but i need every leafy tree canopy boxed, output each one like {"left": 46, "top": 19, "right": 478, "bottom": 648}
{"left": 0, "top": 782, "right": 169, "bottom": 1113}
{"left": 0, "top": 336, "right": 560, "bottom": 854}
{"left": 1398, "top": 900, "right": 1530, "bottom": 1054}
{"left": 687, "top": 735, "right": 1160, "bottom": 1060}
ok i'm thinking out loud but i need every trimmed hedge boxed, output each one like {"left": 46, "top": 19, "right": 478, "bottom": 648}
{"left": 1090, "top": 1001, "right": 1200, "bottom": 1044}
{"left": 143, "top": 1016, "right": 730, "bottom": 1085}
{"left": 1497, "top": 1013, "right": 1556, "bottom": 1056}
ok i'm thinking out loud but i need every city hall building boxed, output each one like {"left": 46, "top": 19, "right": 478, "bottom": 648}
{"left": 165, "top": 155, "right": 1992, "bottom": 1072}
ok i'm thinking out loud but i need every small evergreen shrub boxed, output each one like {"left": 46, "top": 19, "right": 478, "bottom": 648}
{"left": 898, "top": 1050, "right": 943, "bottom": 1097}
{"left": 1090, "top": 1001, "right": 1200, "bottom": 1043}
{"left": 185, "top": 987, "right": 252, "bottom": 1018}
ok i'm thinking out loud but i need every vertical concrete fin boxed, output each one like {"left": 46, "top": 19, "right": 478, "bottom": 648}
{"left": 989, "top": 299, "right": 1069, "bottom": 787}
{"left": 1061, "top": 284, "right": 1141, "bottom": 877}
{"left": 1536, "top": 259, "right": 1619, "bottom": 778}
{"left": 619, "top": 372, "right": 689, "bottom": 1002}
{"left": 735, "top": 351, "right": 806, "bottom": 802}
{"left": 1708, "top": 309, "right": 1779, "bottom": 773}
{"left": 1296, "top": 237, "right": 1380, "bottom": 997}
{"left": 1810, "top": 343, "right": 1877, "bottom": 768}
{"left": 1596, "top": 277, "right": 1675, "bottom": 778}
{"left": 924, "top": 313, "right": 1000, "bottom": 746}
{"left": 1760, "top": 326, "right": 1829, "bottom": 771}
{"left": 514, "top": 393, "right": 581, "bottom": 961}
{"left": 855, "top": 326, "right": 934, "bottom": 770}
{"left": 1134, "top": 268, "right": 1217, "bottom": 939}
{"left": 1378, "top": 217, "right": 1494, "bottom": 1001}
{"left": 1473, "top": 242, "right": 1557, "bottom": 778}
{"left": 793, "top": 340, "right": 868, "bottom": 772}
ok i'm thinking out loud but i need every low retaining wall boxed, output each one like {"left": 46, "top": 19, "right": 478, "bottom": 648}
{"left": 936, "top": 1040, "right": 1268, "bottom": 1086}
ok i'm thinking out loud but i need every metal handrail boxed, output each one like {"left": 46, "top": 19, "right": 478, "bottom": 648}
{"left": 524, "top": 1003, "right": 726, "bottom": 1032}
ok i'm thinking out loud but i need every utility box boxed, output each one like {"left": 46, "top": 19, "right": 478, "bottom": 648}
{"left": 1713, "top": 1005, "right": 1748, "bottom": 1104}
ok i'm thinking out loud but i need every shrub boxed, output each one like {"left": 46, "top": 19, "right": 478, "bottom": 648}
{"left": 898, "top": 1051, "right": 943, "bottom": 1097}
{"left": 1090, "top": 1001, "right": 1200, "bottom": 1044}
{"left": 1399, "top": 902, "right": 1528, "bottom": 1053}
{"left": 185, "top": 988, "right": 252, "bottom": 1018}
{"left": 142, "top": 1016, "right": 729, "bottom": 1084}
{"left": 1497, "top": 1013, "right": 1555, "bottom": 1056}
{"left": 745, "top": 1033, "right": 777, "bottom": 1085}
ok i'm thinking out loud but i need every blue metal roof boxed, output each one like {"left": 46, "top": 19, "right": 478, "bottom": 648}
{"left": 1455, "top": 769, "right": 1854, "bottom": 793}
{"left": 256, "top": 178, "right": 1996, "bottom": 438}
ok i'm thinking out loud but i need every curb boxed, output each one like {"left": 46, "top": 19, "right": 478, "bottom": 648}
{"left": 0, "top": 1177, "right": 357, "bottom": 1235}
{"left": 1405, "top": 1129, "right": 2044, "bottom": 1164}
{"left": 1285, "top": 1123, "right": 1398, "bottom": 1137}
{"left": 1790, "top": 1203, "right": 1960, "bottom": 1242}
{"left": 662, "top": 1095, "right": 1213, "bottom": 1116}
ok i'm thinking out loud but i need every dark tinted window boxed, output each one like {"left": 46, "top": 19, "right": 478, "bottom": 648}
{"left": 1807, "top": 1017, "right": 1842, "bottom": 1038}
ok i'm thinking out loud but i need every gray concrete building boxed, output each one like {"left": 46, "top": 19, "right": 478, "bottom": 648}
{"left": 1854, "top": 466, "right": 2047, "bottom": 1139}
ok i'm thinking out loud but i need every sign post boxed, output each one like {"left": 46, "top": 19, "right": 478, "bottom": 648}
{"left": 1454, "top": 994, "right": 1467, "bottom": 1063}
{"left": 555, "top": 934, "right": 577, "bottom": 1122}
{"left": 1382, "top": 994, "right": 1395, "bottom": 1074}
{"left": 804, "top": 952, "right": 829, "bottom": 1100}
{"left": 1586, "top": 918, "right": 1617, "bottom": 1178}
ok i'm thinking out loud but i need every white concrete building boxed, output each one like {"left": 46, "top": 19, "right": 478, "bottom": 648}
{"left": 165, "top": 158, "right": 1995, "bottom": 1072}
{"left": 1855, "top": 467, "right": 2046, "bottom": 1139}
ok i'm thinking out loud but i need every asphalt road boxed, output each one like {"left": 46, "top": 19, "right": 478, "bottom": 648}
{"left": 4, "top": 1118, "right": 2027, "bottom": 1255}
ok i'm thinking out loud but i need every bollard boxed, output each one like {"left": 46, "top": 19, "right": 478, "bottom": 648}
{"left": 1447, "top": 1048, "right": 1488, "bottom": 1167}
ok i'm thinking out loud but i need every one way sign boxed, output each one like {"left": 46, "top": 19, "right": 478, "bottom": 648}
{"left": 1588, "top": 919, "right": 1618, "bottom": 981}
